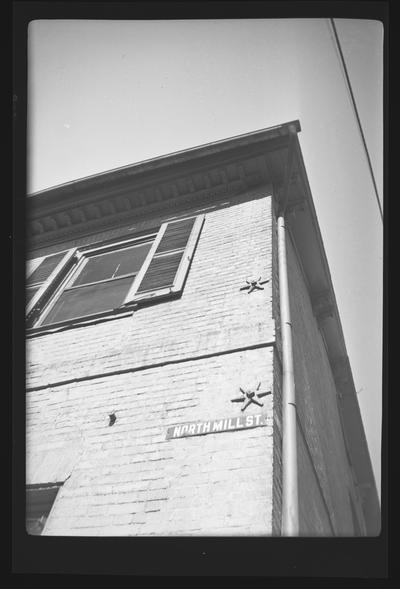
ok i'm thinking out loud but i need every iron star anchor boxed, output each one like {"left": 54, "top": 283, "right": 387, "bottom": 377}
{"left": 231, "top": 383, "right": 271, "bottom": 412}
{"left": 240, "top": 277, "right": 269, "bottom": 294}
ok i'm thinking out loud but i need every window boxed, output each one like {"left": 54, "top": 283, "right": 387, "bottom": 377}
{"left": 26, "top": 252, "right": 66, "bottom": 304}
{"left": 40, "top": 239, "right": 153, "bottom": 325}
{"left": 26, "top": 249, "right": 77, "bottom": 320}
{"left": 27, "top": 215, "right": 204, "bottom": 328}
{"left": 26, "top": 482, "right": 63, "bottom": 535}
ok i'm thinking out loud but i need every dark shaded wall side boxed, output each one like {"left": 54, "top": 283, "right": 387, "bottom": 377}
{"left": 285, "top": 227, "right": 366, "bottom": 536}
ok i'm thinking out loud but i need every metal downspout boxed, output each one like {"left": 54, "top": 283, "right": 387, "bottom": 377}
{"left": 278, "top": 127, "right": 299, "bottom": 536}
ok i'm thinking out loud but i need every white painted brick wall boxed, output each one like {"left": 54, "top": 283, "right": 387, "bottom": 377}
{"left": 26, "top": 192, "right": 277, "bottom": 536}
{"left": 27, "top": 349, "right": 275, "bottom": 536}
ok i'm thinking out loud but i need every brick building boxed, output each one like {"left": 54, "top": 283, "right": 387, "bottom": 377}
{"left": 25, "top": 120, "right": 380, "bottom": 536}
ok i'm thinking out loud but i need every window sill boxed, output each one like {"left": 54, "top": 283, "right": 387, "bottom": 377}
{"left": 25, "top": 306, "right": 137, "bottom": 338}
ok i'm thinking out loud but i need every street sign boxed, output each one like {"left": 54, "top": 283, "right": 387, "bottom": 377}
{"left": 166, "top": 413, "right": 268, "bottom": 440}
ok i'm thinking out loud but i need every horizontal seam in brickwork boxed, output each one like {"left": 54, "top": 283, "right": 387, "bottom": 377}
{"left": 27, "top": 338, "right": 276, "bottom": 392}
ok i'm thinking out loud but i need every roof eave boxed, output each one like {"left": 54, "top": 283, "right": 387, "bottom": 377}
{"left": 28, "top": 120, "right": 301, "bottom": 204}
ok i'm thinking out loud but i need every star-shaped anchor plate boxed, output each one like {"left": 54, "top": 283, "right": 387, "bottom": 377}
{"left": 231, "top": 383, "right": 271, "bottom": 412}
{"left": 240, "top": 276, "right": 269, "bottom": 294}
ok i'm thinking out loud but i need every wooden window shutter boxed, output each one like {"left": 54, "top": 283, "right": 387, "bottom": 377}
{"left": 123, "top": 214, "right": 205, "bottom": 304}
{"left": 26, "top": 249, "right": 77, "bottom": 322}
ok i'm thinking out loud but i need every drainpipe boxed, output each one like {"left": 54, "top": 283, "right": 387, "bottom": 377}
{"left": 277, "top": 127, "right": 299, "bottom": 536}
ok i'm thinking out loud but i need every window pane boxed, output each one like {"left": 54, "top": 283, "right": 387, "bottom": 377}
{"left": 27, "top": 252, "right": 65, "bottom": 285}
{"left": 73, "top": 242, "right": 152, "bottom": 286}
{"left": 41, "top": 276, "right": 133, "bottom": 325}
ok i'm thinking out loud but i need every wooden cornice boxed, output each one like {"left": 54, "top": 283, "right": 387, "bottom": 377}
{"left": 27, "top": 157, "right": 273, "bottom": 246}
{"left": 27, "top": 122, "right": 301, "bottom": 245}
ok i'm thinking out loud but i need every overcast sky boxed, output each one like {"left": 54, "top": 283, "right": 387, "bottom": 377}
{"left": 27, "top": 18, "right": 383, "bottom": 495}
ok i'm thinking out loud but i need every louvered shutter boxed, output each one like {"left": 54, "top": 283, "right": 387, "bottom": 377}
{"left": 26, "top": 249, "right": 77, "bottom": 322}
{"left": 123, "top": 215, "right": 204, "bottom": 304}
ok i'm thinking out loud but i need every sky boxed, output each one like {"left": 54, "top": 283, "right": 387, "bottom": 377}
{"left": 27, "top": 18, "right": 383, "bottom": 496}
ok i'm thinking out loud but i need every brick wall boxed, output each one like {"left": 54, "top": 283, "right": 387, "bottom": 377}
{"left": 286, "top": 230, "right": 363, "bottom": 536}
{"left": 296, "top": 423, "right": 334, "bottom": 535}
{"left": 27, "top": 348, "right": 275, "bottom": 536}
{"left": 26, "top": 190, "right": 278, "bottom": 536}
{"left": 272, "top": 348, "right": 283, "bottom": 536}
{"left": 270, "top": 204, "right": 283, "bottom": 536}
